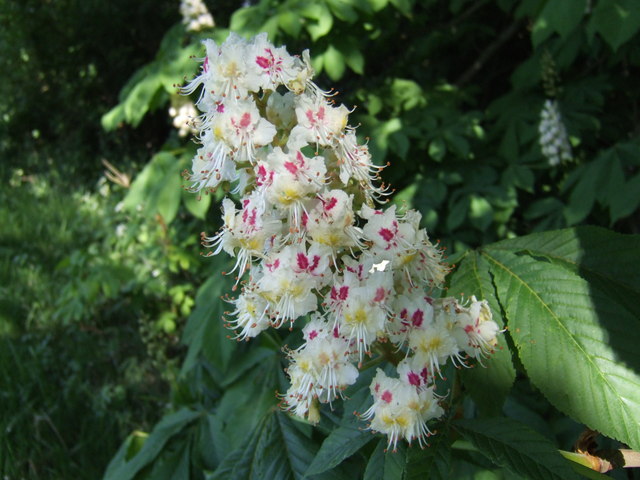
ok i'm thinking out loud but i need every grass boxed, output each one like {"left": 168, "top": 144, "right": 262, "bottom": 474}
{"left": 0, "top": 173, "right": 170, "bottom": 479}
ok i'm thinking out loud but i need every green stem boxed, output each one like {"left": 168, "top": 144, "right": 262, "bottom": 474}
{"left": 261, "top": 329, "right": 283, "bottom": 351}
{"left": 359, "top": 354, "right": 385, "bottom": 372}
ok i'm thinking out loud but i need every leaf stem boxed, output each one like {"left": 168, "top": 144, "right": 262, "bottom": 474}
{"left": 560, "top": 449, "right": 640, "bottom": 472}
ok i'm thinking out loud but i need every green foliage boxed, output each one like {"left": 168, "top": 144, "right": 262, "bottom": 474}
{"left": 454, "top": 417, "right": 581, "bottom": 480}
{"left": 0, "top": 0, "right": 179, "bottom": 182}
{"left": 97, "top": 0, "right": 640, "bottom": 477}
{"left": 4, "top": 0, "right": 640, "bottom": 478}
{"left": 0, "top": 172, "right": 206, "bottom": 478}
{"left": 478, "top": 228, "right": 640, "bottom": 451}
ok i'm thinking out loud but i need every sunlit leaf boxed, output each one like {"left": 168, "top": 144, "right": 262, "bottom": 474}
{"left": 482, "top": 232, "right": 640, "bottom": 450}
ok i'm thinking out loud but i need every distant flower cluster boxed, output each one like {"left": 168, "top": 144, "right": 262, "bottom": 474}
{"left": 182, "top": 33, "right": 500, "bottom": 450}
{"left": 169, "top": 96, "right": 200, "bottom": 138}
{"left": 539, "top": 99, "right": 572, "bottom": 166}
{"left": 180, "top": 0, "right": 214, "bottom": 32}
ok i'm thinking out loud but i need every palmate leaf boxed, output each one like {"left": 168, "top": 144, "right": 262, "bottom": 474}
{"left": 481, "top": 228, "right": 640, "bottom": 450}
{"left": 180, "top": 260, "right": 236, "bottom": 378}
{"left": 305, "top": 423, "right": 374, "bottom": 475}
{"left": 446, "top": 251, "right": 516, "bottom": 416}
{"left": 103, "top": 408, "right": 201, "bottom": 480}
{"left": 207, "top": 411, "right": 318, "bottom": 480}
{"left": 363, "top": 431, "right": 451, "bottom": 480}
{"left": 454, "top": 417, "right": 580, "bottom": 480}
{"left": 122, "top": 151, "right": 185, "bottom": 223}
{"left": 487, "top": 226, "right": 640, "bottom": 293}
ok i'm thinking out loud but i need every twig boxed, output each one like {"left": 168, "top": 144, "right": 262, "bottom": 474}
{"left": 102, "top": 158, "right": 131, "bottom": 188}
{"left": 447, "top": 0, "right": 491, "bottom": 30}
{"left": 455, "top": 20, "right": 523, "bottom": 87}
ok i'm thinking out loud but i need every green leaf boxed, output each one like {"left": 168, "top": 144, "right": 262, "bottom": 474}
{"left": 364, "top": 435, "right": 451, "bottom": 480}
{"left": 468, "top": 195, "right": 493, "bottom": 232}
{"left": 563, "top": 161, "right": 602, "bottom": 225}
{"left": 182, "top": 188, "right": 212, "bottom": 220}
{"left": 209, "top": 411, "right": 318, "bottom": 480}
{"left": 302, "top": 3, "right": 334, "bottom": 41}
{"left": 481, "top": 236, "right": 640, "bottom": 450}
{"left": 447, "top": 194, "right": 468, "bottom": 231}
{"left": 502, "top": 164, "right": 534, "bottom": 193}
{"left": 340, "top": 39, "right": 365, "bottom": 74}
{"left": 214, "top": 353, "right": 280, "bottom": 451}
{"left": 327, "top": 0, "right": 359, "bottom": 22}
{"left": 143, "top": 437, "right": 191, "bottom": 480}
{"left": 366, "top": 0, "right": 389, "bottom": 12}
{"left": 123, "top": 72, "right": 163, "bottom": 127}
{"left": 455, "top": 417, "right": 581, "bottom": 480}
{"left": 181, "top": 267, "right": 236, "bottom": 376}
{"left": 587, "top": 0, "right": 640, "bottom": 51}
{"left": 364, "top": 439, "right": 403, "bottom": 480}
{"left": 390, "top": 0, "right": 413, "bottom": 17}
{"left": 306, "top": 423, "right": 375, "bottom": 475}
{"left": 123, "top": 151, "right": 184, "bottom": 223}
{"left": 103, "top": 408, "right": 201, "bottom": 480}
{"left": 428, "top": 138, "right": 446, "bottom": 162}
{"left": 610, "top": 172, "right": 640, "bottom": 223}
{"left": 447, "top": 251, "right": 515, "bottom": 416}
{"left": 532, "top": 0, "right": 586, "bottom": 46}
{"left": 221, "top": 346, "right": 278, "bottom": 388}
{"left": 487, "top": 226, "right": 640, "bottom": 292}
{"left": 324, "top": 44, "right": 346, "bottom": 81}
{"left": 278, "top": 11, "right": 303, "bottom": 37}
{"left": 101, "top": 103, "right": 126, "bottom": 131}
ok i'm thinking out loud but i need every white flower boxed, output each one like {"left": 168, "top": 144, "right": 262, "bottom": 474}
{"left": 186, "top": 128, "right": 235, "bottom": 192}
{"left": 263, "top": 147, "right": 326, "bottom": 235}
{"left": 448, "top": 296, "right": 500, "bottom": 361}
{"left": 244, "top": 33, "right": 298, "bottom": 92}
{"left": 361, "top": 205, "right": 449, "bottom": 289}
{"left": 201, "top": 194, "right": 281, "bottom": 278}
{"left": 225, "top": 287, "right": 271, "bottom": 340}
{"left": 179, "top": 33, "right": 501, "bottom": 445}
{"left": 362, "top": 369, "right": 444, "bottom": 450}
{"left": 266, "top": 91, "right": 297, "bottom": 131}
{"left": 283, "top": 317, "right": 359, "bottom": 421}
{"left": 180, "top": 0, "right": 214, "bottom": 32}
{"left": 306, "top": 189, "right": 363, "bottom": 253}
{"left": 214, "top": 98, "right": 277, "bottom": 163}
{"left": 408, "top": 320, "right": 462, "bottom": 377}
{"left": 288, "top": 93, "right": 350, "bottom": 149}
{"left": 539, "top": 99, "right": 572, "bottom": 166}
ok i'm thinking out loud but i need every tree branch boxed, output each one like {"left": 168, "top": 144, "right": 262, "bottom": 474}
{"left": 455, "top": 20, "right": 523, "bottom": 87}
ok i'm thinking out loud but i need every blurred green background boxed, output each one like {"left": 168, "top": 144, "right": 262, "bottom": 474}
{"left": 1, "top": 0, "right": 639, "bottom": 478}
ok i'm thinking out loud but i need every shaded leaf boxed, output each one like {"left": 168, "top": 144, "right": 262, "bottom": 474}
{"left": 103, "top": 408, "right": 200, "bottom": 480}
{"left": 306, "top": 423, "right": 374, "bottom": 475}
{"left": 208, "top": 411, "right": 318, "bottom": 480}
{"left": 181, "top": 266, "right": 236, "bottom": 377}
{"left": 364, "top": 434, "right": 451, "bottom": 480}
{"left": 587, "top": 0, "right": 640, "bottom": 51}
{"left": 455, "top": 417, "right": 581, "bottom": 480}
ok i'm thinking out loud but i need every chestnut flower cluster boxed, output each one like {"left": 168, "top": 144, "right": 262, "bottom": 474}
{"left": 182, "top": 33, "right": 500, "bottom": 450}
{"left": 539, "top": 99, "right": 572, "bottom": 166}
